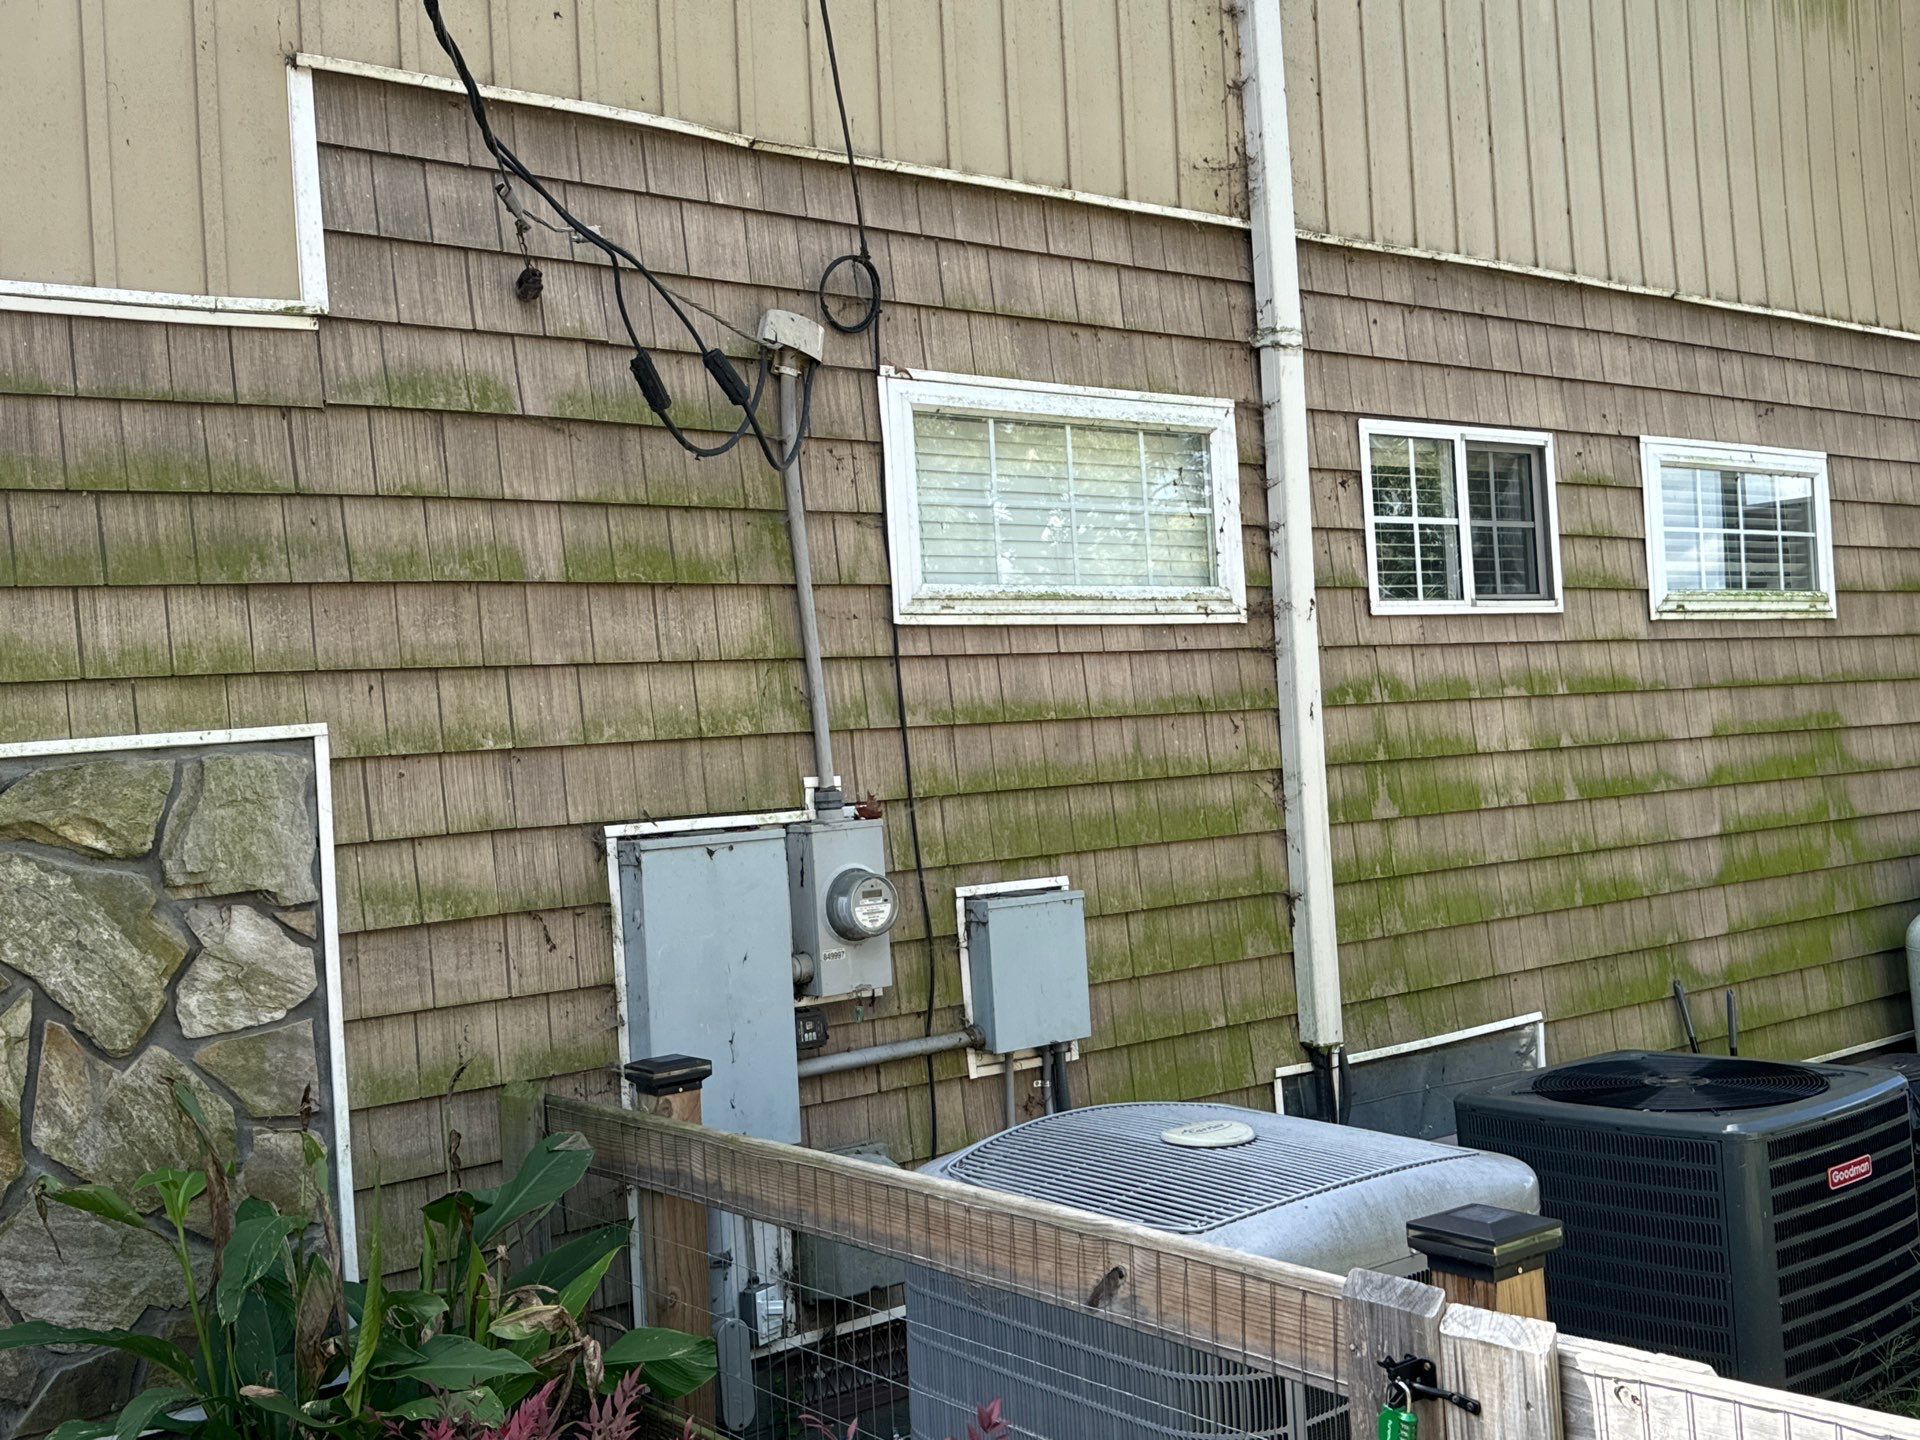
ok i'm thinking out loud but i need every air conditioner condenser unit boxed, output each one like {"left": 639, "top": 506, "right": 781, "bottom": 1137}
{"left": 907, "top": 1102, "right": 1539, "bottom": 1440}
{"left": 1455, "top": 1050, "right": 1920, "bottom": 1397}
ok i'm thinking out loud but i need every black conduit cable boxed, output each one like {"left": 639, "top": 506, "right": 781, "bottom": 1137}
{"left": 808, "top": 0, "right": 927, "bottom": 1148}
{"left": 815, "top": 0, "right": 883, "bottom": 338}
{"left": 421, "top": 0, "right": 808, "bottom": 473}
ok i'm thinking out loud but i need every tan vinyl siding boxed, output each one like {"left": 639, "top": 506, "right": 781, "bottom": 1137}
{"left": 1308, "top": 242, "right": 1920, "bottom": 1064}
{"left": 1285, "top": 0, "right": 1920, "bottom": 335}
{"left": 0, "top": 0, "right": 1242, "bottom": 302}
{"left": 0, "top": 72, "right": 1287, "bottom": 1242}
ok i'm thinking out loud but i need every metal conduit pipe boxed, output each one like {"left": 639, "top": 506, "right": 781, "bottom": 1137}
{"left": 777, "top": 353, "right": 840, "bottom": 813}
{"left": 795, "top": 1025, "right": 983, "bottom": 1080}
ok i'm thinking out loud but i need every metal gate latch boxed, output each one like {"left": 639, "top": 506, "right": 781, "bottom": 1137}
{"left": 1378, "top": 1354, "right": 1482, "bottom": 1415}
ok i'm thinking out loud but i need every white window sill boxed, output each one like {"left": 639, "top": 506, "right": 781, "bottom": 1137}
{"left": 1368, "top": 598, "right": 1565, "bottom": 617}
{"left": 1652, "top": 590, "right": 1836, "bottom": 620}
{"left": 896, "top": 591, "right": 1248, "bottom": 626}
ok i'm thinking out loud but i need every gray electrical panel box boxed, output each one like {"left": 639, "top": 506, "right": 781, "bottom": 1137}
{"left": 788, "top": 817, "right": 897, "bottom": 998}
{"left": 964, "top": 889, "right": 1091, "bottom": 1054}
{"left": 617, "top": 827, "right": 801, "bottom": 1142}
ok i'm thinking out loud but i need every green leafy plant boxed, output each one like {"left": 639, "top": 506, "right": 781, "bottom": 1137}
{"left": 0, "top": 1092, "right": 716, "bottom": 1438}
{"left": 0, "top": 1126, "right": 347, "bottom": 1440}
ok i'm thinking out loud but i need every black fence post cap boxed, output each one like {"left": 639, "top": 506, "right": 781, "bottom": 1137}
{"left": 624, "top": 1054, "right": 714, "bottom": 1096}
{"left": 1407, "top": 1204, "right": 1564, "bottom": 1283}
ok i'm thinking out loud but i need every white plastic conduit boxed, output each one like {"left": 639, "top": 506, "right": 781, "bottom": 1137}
{"left": 1236, "top": 0, "right": 1345, "bottom": 1058}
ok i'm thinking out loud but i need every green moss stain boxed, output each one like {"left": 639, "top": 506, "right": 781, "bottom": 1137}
{"left": 0, "top": 372, "right": 64, "bottom": 397}
{"left": 351, "top": 370, "right": 517, "bottom": 415}
{"left": 1707, "top": 731, "right": 1850, "bottom": 785}
{"left": 1327, "top": 715, "right": 1478, "bottom": 766}
{"left": 1711, "top": 709, "right": 1845, "bottom": 737}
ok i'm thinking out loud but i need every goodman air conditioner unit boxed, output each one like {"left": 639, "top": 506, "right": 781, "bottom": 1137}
{"left": 908, "top": 1102, "right": 1539, "bottom": 1440}
{"left": 1455, "top": 1051, "right": 1920, "bottom": 1397}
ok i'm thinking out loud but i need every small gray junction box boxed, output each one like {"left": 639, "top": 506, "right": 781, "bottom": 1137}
{"left": 964, "top": 889, "right": 1091, "bottom": 1054}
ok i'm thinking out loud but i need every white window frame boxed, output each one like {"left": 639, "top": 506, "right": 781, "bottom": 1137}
{"left": 877, "top": 366, "right": 1246, "bottom": 625}
{"left": 1640, "top": 436, "right": 1837, "bottom": 620}
{"left": 0, "top": 66, "right": 327, "bottom": 330}
{"left": 1358, "top": 418, "right": 1564, "bottom": 616}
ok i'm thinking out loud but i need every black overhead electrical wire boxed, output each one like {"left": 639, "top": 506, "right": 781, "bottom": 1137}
{"left": 806, "top": 0, "right": 930, "bottom": 1146}
{"left": 427, "top": 0, "right": 932, "bottom": 1148}
{"left": 814, "top": 0, "right": 882, "bottom": 338}
{"left": 421, "top": 0, "right": 810, "bottom": 471}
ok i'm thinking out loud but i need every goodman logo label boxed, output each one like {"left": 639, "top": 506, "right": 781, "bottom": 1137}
{"left": 1828, "top": 1155, "right": 1874, "bottom": 1191}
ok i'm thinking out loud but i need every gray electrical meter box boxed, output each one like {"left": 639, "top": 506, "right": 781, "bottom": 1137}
{"left": 788, "top": 817, "right": 897, "bottom": 998}
{"left": 964, "top": 889, "right": 1091, "bottom": 1054}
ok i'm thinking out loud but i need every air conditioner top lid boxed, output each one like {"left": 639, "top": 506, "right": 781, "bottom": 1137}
{"left": 922, "top": 1103, "right": 1539, "bottom": 1273}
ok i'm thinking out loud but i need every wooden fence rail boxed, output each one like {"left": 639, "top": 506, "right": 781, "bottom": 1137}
{"left": 545, "top": 1093, "right": 1920, "bottom": 1440}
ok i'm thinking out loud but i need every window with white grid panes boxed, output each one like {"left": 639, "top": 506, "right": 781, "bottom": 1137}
{"left": 1639, "top": 437, "right": 1836, "bottom": 620}
{"left": 879, "top": 370, "right": 1244, "bottom": 624}
{"left": 1359, "top": 420, "right": 1562, "bottom": 615}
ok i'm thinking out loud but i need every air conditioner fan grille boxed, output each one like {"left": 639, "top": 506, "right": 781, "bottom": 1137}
{"left": 1529, "top": 1053, "right": 1828, "bottom": 1112}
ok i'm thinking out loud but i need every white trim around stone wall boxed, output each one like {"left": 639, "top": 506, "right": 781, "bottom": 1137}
{"left": 0, "top": 721, "right": 357, "bottom": 1277}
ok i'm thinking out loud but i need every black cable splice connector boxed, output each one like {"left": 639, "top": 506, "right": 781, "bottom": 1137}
{"left": 629, "top": 352, "right": 673, "bottom": 416}
{"left": 703, "top": 349, "right": 754, "bottom": 410}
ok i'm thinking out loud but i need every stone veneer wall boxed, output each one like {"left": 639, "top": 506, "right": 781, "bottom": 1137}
{"left": 0, "top": 735, "right": 343, "bottom": 1435}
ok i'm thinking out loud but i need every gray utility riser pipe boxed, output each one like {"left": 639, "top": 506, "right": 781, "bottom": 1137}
{"left": 796, "top": 1026, "right": 982, "bottom": 1080}
{"left": 778, "top": 356, "right": 838, "bottom": 810}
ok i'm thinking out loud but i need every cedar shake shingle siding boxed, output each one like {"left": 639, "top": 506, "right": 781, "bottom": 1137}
{"left": 0, "top": 74, "right": 1292, "bottom": 1238}
{"left": 0, "top": 68, "right": 1915, "bottom": 1236}
{"left": 1305, "top": 243, "right": 1920, "bottom": 1064}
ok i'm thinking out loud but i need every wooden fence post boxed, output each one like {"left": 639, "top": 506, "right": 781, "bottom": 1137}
{"left": 624, "top": 1055, "right": 715, "bottom": 1425}
{"left": 1343, "top": 1268, "right": 1447, "bottom": 1424}
{"left": 1408, "top": 1206, "right": 1563, "bottom": 1320}
{"left": 1439, "top": 1306, "right": 1561, "bottom": 1440}
{"left": 498, "top": 1080, "right": 553, "bottom": 1267}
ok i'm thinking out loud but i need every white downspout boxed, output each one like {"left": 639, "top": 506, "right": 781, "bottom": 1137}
{"left": 1236, "top": 1, "right": 1345, "bottom": 1067}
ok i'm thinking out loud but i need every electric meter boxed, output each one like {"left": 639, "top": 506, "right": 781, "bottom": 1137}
{"left": 827, "top": 867, "right": 898, "bottom": 940}
{"left": 786, "top": 817, "right": 896, "bottom": 998}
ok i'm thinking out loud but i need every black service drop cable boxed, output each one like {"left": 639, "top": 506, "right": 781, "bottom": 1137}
{"left": 420, "top": 0, "right": 810, "bottom": 471}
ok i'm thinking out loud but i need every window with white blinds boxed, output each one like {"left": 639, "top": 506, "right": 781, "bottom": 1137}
{"left": 1359, "top": 419, "right": 1563, "bottom": 616}
{"left": 1639, "top": 437, "right": 1836, "bottom": 619}
{"left": 879, "top": 370, "right": 1243, "bottom": 624}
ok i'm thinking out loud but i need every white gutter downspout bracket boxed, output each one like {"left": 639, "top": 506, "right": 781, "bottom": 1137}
{"left": 1236, "top": 0, "right": 1345, "bottom": 1063}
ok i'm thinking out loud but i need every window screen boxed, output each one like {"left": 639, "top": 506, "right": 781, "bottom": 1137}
{"left": 1657, "top": 467, "right": 1817, "bottom": 593}
{"left": 880, "top": 369, "right": 1243, "bottom": 625}
{"left": 1363, "top": 423, "right": 1558, "bottom": 612}
{"left": 913, "top": 412, "right": 1215, "bottom": 590}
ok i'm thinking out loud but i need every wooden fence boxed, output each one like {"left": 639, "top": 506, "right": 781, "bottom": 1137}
{"left": 542, "top": 1094, "right": 1920, "bottom": 1440}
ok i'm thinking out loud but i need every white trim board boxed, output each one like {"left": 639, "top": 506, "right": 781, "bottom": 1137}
{"left": 0, "top": 65, "right": 328, "bottom": 331}
{"left": 1810, "top": 1031, "right": 1916, "bottom": 1064}
{"left": 0, "top": 723, "right": 357, "bottom": 1277}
